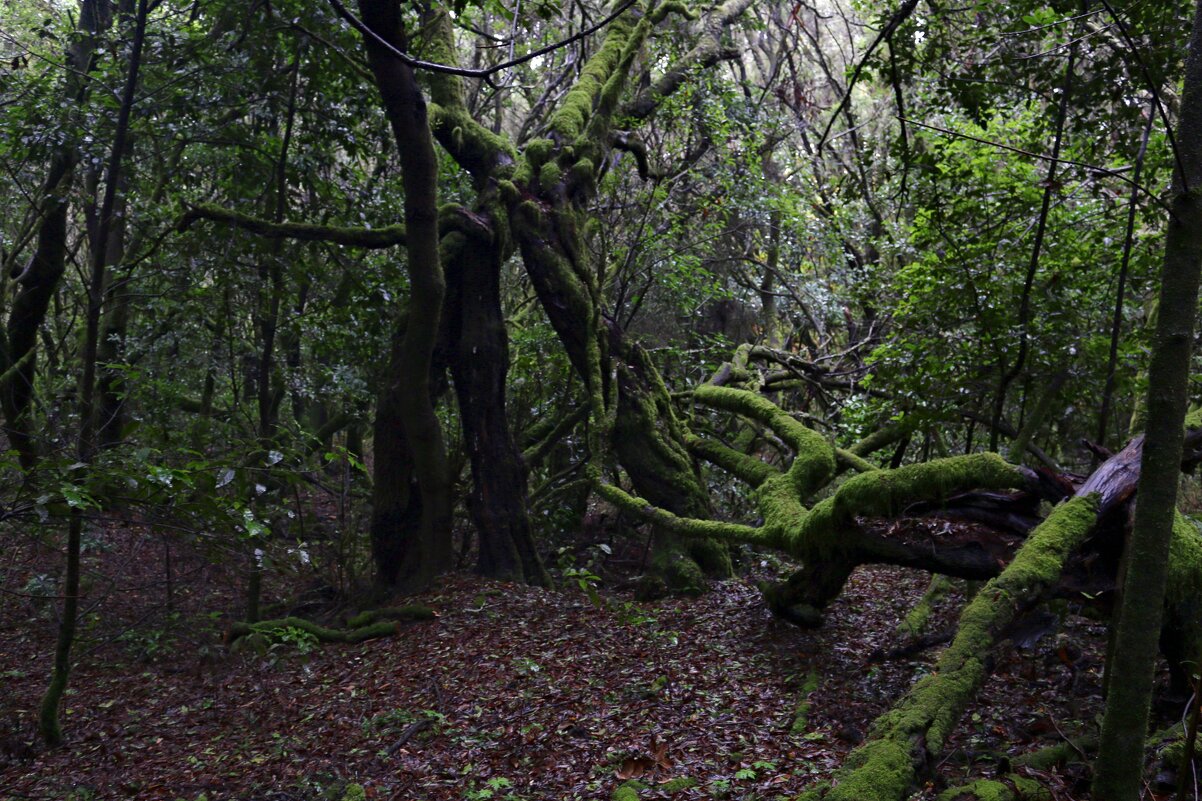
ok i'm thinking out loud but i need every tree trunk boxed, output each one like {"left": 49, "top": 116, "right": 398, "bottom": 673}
{"left": 1093, "top": 2, "right": 1202, "bottom": 797}
{"left": 444, "top": 211, "right": 549, "bottom": 586}
{"left": 359, "top": 0, "right": 453, "bottom": 590}
{"left": 3, "top": 0, "right": 114, "bottom": 468}
{"left": 39, "top": 0, "right": 147, "bottom": 746}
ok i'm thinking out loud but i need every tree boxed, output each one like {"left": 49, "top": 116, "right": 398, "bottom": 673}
{"left": 1094, "top": 0, "right": 1202, "bottom": 796}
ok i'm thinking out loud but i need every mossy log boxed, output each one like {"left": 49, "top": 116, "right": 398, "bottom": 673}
{"left": 345, "top": 605, "right": 436, "bottom": 627}
{"left": 936, "top": 775, "right": 1050, "bottom": 801}
{"left": 896, "top": 575, "right": 955, "bottom": 637}
{"left": 797, "top": 438, "right": 1160, "bottom": 801}
{"left": 226, "top": 615, "right": 409, "bottom": 648}
{"left": 604, "top": 383, "right": 1041, "bottom": 622}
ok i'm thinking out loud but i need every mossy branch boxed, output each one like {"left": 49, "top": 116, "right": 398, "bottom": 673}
{"left": 179, "top": 204, "right": 407, "bottom": 248}
{"left": 522, "top": 403, "right": 589, "bottom": 468}
{"left": 685, "top": 432, "right": 777, "bottom": 487}
{"left": 180, "top": 202, "right": 495, "bottom": 248}
{"left": 623, "top": 0, "right": 755, "bottom": 121}
{"left": 785, "top": 453, "right": 1027, "bottom": 554}
{"left": 596, "top": 481, "right": 764, "bottom": 543}
{"left": 693, "top": 384, "right": 836, "bottom": 497}
{"left": 836, "top": 447, "right": 878, "bottom": 474}
{"left": 345, "top": 605, "right": 436, "bottom": 627}
{"left": 650, "top": 0, "right": 697, "bottom": 23}
{"left": 423, "top": 9, "right": 518, "bottom": 180}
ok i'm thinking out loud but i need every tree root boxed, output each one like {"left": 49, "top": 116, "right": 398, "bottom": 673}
{"left": 226, "top": 607, "right": 434, "bottom": 649}
{"left": 346, "top": 605, "right": 437, "bottom": 627}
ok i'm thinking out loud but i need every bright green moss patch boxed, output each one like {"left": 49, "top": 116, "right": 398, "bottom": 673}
{"left": 897, "top": 575, "right": 954, "bottom": 637}
{"left": 936, "top": 779, "right": 1012, "bottom": 801}
{"left": 612, "top": 779, "right": 646, "bottom": 800}
{"left": 658, "top": 776, "right": 698, "bottom": 792}
{"left": 823, "top": 738, "right": 914, "bottom": 801}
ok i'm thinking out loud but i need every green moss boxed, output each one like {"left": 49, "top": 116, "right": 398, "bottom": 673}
{"left": 789, "top": 454, "right": 1026, "bottom": 555}
{"left": 659, "top": 776, "right": 698, "bottom": 792}
{"left": 650, "top": 0, "right": 698, "bottom": 22}
{"left": 823, "top": 738, "right": 913, "bottom": 801}
{"left": 227, "top": 616, "right": 400, "bottom": 647}
{"left": 612, "top": 779, "right": 646, "bottom": 800}
{"left": 539, "top": 161, "right": 564, "bottom": 192}
{"left": 345, "top": 605, "right": 435, "bottom": 628}
{"left": 340, "top": 785, "right": 366, "bottom": 801}
{"left": 791, "top": 670, "right": 821, "bottom": 733}
{"left": 897, "top": 575, "right": 954, "bottom": 637}
{"left": 754, "top": 474, "right": 809, "bottom": 550}
{"left": 524, "top": 137, "right": 554, "bottom": 168}
{"left": 653, "top": 541, "right": 707, "bottom": 595}
{"left": 570, "top": 157, "right": 596, "bottom": 190}
{"left": 806, "top": 495, "right": 1099, "bottom": 801}
{"left": 693, "top": 384, "right": 836, "bottom": 497}
{"left": 497, "top": 179, "right": 520, "bottom": 202}
{"left": 936, "top": 780, "right": 1013, "bottom": 801}
{"left": 596, "top": 482, "right": 764, "bottom": 544}
{"left": 836, "top": 448, "right": 878, "bottom": 474}
{"left": 685, "top": 433, "right": 776, "bottom": 487}
{"left": 1012, "top": 736, "right": 1094, "bottom": 770}
{"left": 1008, "top": 775, "right": 1051, "bottom": 801}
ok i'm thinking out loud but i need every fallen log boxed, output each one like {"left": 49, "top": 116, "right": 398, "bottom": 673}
{"left": 796, "top": 437, "right": 1176, "bottom": 801}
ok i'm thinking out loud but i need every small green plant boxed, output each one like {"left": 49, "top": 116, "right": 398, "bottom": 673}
{"left": 512, "top": 656, "right": 542, "bottom": 677}
{"left": 270, "top": 625, "right": 320, "bottom": 656}
{"left": 464, "top": 776, "right": 519, "bottom": 800}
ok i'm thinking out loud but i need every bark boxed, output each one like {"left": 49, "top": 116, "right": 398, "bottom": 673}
{"left": 359, "top": 0, "right": 453, "bottom": 591}
{"left": 444, "top": 218, "right": 549, "bottom": 586}
{"left": 1094, "top": 2, "right": 1202, "bottom": 796}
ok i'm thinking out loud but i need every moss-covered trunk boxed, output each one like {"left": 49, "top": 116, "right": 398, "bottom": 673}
{"left": 1093, "top": 3, "right": 1202, "bottom": 797}
{"left": 359, "top": 0, "right": 452, "bottom": 591}
{"left": 443, "top": 215, "right": 549, "bottom": 586}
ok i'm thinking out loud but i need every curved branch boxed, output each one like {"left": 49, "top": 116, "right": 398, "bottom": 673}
{"left": 326, "top": 0, "right": 640, "bottom": 86}
{"left": 178, "top": 203, "right": 407, "bottom": 248}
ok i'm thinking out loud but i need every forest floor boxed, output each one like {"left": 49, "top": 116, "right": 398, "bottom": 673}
{"left": 0, "top": 516, "right": 1160, "bottom": 801}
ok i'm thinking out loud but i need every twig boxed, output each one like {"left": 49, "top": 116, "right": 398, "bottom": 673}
{"left": 384, "top": 719, "right": 433, "bottom": 756}
{"left": 814, "top": 0, "right": 920, "bottom": 153}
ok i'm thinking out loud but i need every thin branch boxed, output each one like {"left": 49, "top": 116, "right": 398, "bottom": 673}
{"left": 814, "top": 0, "right": 920, "bottom": 153}
{"left": 1095, "top": 0, "right": 1186, "bottom": 191}
{"left": 326, "top": 0, "right": 639, "bottom": 86}
{"left": 899, "top": 116, "right": 1174, "bottom": 216}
